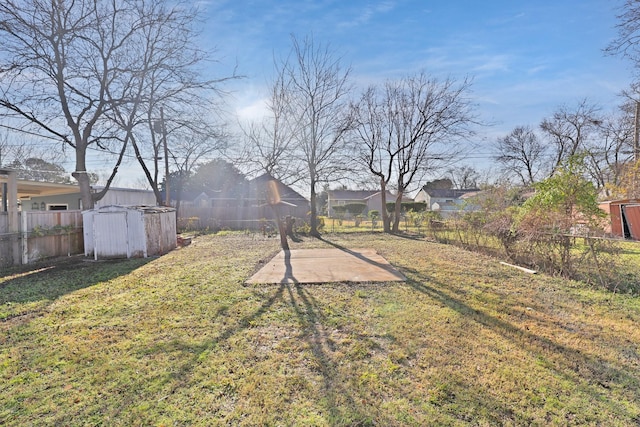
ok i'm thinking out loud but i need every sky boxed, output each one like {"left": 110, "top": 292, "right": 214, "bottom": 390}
{"left": 185, "top": 0, "right": 634, "bottom": 181}
{"left": 62, "top": 0, "right": 635, "bottom": 188}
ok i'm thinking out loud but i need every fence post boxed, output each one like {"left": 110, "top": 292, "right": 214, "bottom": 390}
{"left": 21, "top": 210, "right": 28, "bottom": 265}
{"left": 4, "top": 170, "right": 21, "bottom": 265}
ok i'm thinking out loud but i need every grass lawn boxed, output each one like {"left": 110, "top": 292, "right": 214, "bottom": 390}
{"left": 1, "top": 232, "right": 640, "bottom": 426}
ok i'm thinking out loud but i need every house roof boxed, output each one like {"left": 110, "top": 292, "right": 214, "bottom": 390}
{"left": 249, "top": 173, "right": 308, "bottom": 202}
{"left": 459, "top": 190, "right": 484, "bottom": 200}
{"left": 421, "top": 188, "right": 480, "bottom": 199}
{"left": 182, "top": 174, "right": 308, "bottom": 205}
{"left": 1, "top": 169, "right": 157, "bottom": 201}
{"left": 92, "top": 186, "right": 153, "bottom": 194}
{"left": 363, "top": 190, "right": 396, "bottom": 200}
{"left": 328, "top": 189, "right": 380, "bottom": 201}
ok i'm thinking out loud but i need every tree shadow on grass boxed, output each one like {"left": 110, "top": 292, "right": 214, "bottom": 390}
{"left": 389, "top": 231, "right": 426, "bottom": 241}
{"left": 317, "top": 236, "right": 406, "bottom": 278}
{"left": 0, "top": 256, "right": 152, "bottom": 310}
{"left": 287, "top": 283, "right": 371, "bottom": 425}
{"left": 401, "top": 265, "right": 640, "bottom": 422}
{"left": 130, "top": 277, "right": 373, "bottom": 425}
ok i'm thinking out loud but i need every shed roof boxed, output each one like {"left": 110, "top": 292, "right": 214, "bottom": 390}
{"left": 600, "top": 198, "right": 640, "bottom": 205}
{"left": 86, "top": 204, "right": 175, "bottom": 213}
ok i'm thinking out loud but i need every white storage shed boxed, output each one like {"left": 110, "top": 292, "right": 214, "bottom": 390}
{"left": 82, "top": 205, "right": 176, "bottom": 260}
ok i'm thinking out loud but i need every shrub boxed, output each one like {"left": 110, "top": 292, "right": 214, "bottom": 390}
{"left": 516, "top": 155, "right": 606, "bottom": 277}
{"left": 344, "top": 203, "right": 367, "bottom": 217}
{"left": 332, "top": 205, "right": 347, "bottom": 218}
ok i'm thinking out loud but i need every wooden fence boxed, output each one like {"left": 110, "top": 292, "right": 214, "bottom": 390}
{"left": 0, "top": 210, "right": 84, "bottom": 268}
{"left": 177, "top": 204, "right": 308, "bottom": 232}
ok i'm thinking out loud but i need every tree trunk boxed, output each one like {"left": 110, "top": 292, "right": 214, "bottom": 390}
{"left": 392, "top": 189, "right": 403, "bottom": 233}
{"left": 73, "top": 170, "right": 93, "bottom": 210}
{"left": 285, "top": 216, "right": 295, "bottom": 237}
{"left": 175, "top": 179, "right": 183, "bottom": 219}
{"left": 309, "top": 179, "right": 320, "bottom": 237}
{"left": 73, "top": 146, "right": 93, "bottom": 210}
{"left": 271, "top": 204, "right": 290, "bottom": 251}
{"left": 380, "top": 178, "right": 391, "bottom": 233}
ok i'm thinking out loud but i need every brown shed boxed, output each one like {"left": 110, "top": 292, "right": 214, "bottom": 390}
{"left": 599, "top": 199, "right": 640, "bottom": 240}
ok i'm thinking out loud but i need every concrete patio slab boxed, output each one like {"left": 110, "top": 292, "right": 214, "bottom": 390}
{"left": 246, "top": 248, "right": 406, "bottom": 284}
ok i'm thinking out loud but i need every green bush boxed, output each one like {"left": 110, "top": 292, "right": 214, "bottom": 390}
{"left": 402, "top": 202, "right": 427, "bottom": 212}
{"left": 386, "top": 201, "right": 427, "bottom": 214}
{"left": 344, "top": 203, "right": 367, "bottom": 216}
{"left": 332, "top": 205, "right": 347, "bottom": 218}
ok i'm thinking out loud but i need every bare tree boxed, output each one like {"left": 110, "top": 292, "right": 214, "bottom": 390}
{"left": 166, "top": 123, "right": 228, "bottom": 213}
{"left": 539, "top": 99, "right": 601, "bottom": 175}
{"left": 581, "top": 97, "right": 640, "bottom": 197}
{"left": 446, "top": 165, "right": 480, "bottom": 189}
{"left": 236, "top": 69, "right": 303, "bottom": 184}
{"left": 494, "top": 125, "right": 547, "bottom": 186}
{"left": 0, "top": 130, "right": 62, "bottom": 169}
{"left": 350, "top": 72, "right": 477, "bottom": 233}
{"left": 606, "top": 0, "right": 640, "bottom": 69}
{"left": 112, "top": 12, "right": 232, "bottom": 207}
{"left": 585, "top": 109, "right": 634, "bottom": 193}
{"left": 276, "top": 35, "right": 353, "bottom": 237}
{"left": 349, "top": 86, "right": 395, "bottom": 232}
{"left": 352, "top": 72, "right": 475, "bottom": 232}
{"left": 0, "top": 0, "right": 229, "bottom": 209}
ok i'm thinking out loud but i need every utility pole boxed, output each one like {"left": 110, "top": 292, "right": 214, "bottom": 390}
{"left": 160, "top": 107, "right": 170, "bottom": 207}
{"left": 636, "top": 101, "right": 640, "bottom": 162}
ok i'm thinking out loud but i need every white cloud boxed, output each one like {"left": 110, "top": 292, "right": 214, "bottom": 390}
{"left": 236, "top": 97, "right": 269, "bottom": 122}
{"left": 471, "top": 54, "right": 512, "bottom": 73}
{"left": 337, "top": 1, "right": 396, "bottom": 29}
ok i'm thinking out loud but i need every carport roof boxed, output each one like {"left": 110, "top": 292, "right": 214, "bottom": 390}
{"left": 0, "top": 169, "right": 79, "bottom": 199}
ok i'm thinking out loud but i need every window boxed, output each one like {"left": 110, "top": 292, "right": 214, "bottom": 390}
{"left": 47, "top": 204, "right": 68, "bottom": 211}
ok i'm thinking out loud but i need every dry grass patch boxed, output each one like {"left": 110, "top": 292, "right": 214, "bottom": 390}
{"left": 1, "top": 232, "right": 639, "bottom": 426}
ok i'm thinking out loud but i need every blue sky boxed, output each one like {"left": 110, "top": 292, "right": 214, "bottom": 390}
{"left": 199, "top": 0, "right": 633, "bottom": 170}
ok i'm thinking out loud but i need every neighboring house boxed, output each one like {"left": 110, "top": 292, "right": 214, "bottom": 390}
{"left": 414, "top": 187, "right": 481, "bottom": 218}
{"left": 327, "top": 190, "right": 378, "bottom": 217}
{"left": 327, "top": 189, "right": 404, "bottom": 217}
{"left": 247, "top": 173, "right": 309, "bottom": 220}
{"left": 178, "top": 173, "right": 309, "bottom": 228}
{"left": 9, "top": 179, "right": 82, "bottom": 211}
{"left": 1, "top": 169, "right": 160, "bottom": 267}
{"left": 0, "top": 169, "right": 155, "bottom": 212}
{"left": 1, "top": 170, "right": 80, "bottom": 266}
{"left": 93, "top": 186, "right": 156, "bottom": 208}
{"left": 21, "top": 185, "right": 155, "bottom": 211}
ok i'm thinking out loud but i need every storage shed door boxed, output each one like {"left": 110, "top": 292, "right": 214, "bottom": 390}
{"left": 93, "top": 211, "right": 129, "bottom": 259}
{"left": 622, "top": 204, "right": 640, "bottom": 241}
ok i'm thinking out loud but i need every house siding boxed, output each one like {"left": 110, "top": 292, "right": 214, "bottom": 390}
{"left": 415, "top": 188, "right": 480, "bottom": 218}
{"left": 327, "top": 190, "right": 399, "bottom": 217}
